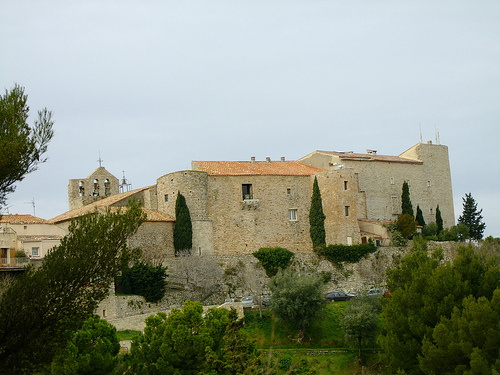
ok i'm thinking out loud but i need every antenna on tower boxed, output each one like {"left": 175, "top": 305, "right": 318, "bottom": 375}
{"left": 24, "top": 198, "right": 35, "bottom": 216}
{"left": 419, "top": 123, "right": 423, "bottom": 143}
{"left": 435, "top": 125, "right": 440, "bottom": 145}
{"left": 119, "top": 171, "right": 132, "bottom": 193}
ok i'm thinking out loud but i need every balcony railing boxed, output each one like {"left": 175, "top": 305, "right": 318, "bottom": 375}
{"left": 0, "top": 257, "right": 29, "bottom": 268}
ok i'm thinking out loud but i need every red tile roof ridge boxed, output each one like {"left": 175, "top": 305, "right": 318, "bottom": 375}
{"left": 0, "top": 214, "right": 47, "bottom": 224}
{"left": 192, "top": 160, "right": 325, "bottom": 176}
{"left": 48, "top": 186, "right": 154, "bottom": 223}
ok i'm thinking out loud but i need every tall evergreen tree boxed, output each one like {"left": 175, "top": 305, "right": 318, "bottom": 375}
{"left": 401, "top": 181, "right": 414, "bottom": 217}
{"left": 458, "top": 193, "right": 486, "bottom": 240}
{"left": 0, "top": 84, "right": 54, "bottom": 209}
{"left": 174, "top": 191, "right": 193, "bottom": 255}
{"left": 435, "top": 205, "right": 443, "bottom": 234}
{"left": 415, "top": 205, "right": 426, "bottom": 227}
{"left": 309, "top": 177, "right": 326, "bottom": 248}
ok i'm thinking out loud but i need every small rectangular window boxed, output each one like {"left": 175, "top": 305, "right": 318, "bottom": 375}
{"left": 347, "top": 236, "right": 353, "bottom": 245}
{"left": 344, "top": 181, "right": 348, "bottom": 190}
{"left": 164, "top": 194, "right": 169, "bottom": 202}
{"left": 427, "top": 180, "right": 431, "bottom": 187}
{"left": 242, "top": 184, "right": 253, "bottom": 200}
{"left": 287, "top": 188, "right": 291, "bottom": 194}
{"left": 32, "top": 247, "right": 39, "bottom": 257}
{"left": 390, "top": 177, "right": 394, "bottom": 185}
{"left": 289, "top": 209, "right": 297, "bottom": 221}
{"left": 345, "top": 206, "right": 350, "bottom": 217}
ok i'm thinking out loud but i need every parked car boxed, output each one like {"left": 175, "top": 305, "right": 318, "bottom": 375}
{"left": 366, "top": 288, "right": 383, "bottom": 297}
{"left": 325, "top": 291, "right": 352, "bottom": 302}
{"left": 346, "top": 290, "right": 360, "bottom": 298}
{"left": 241, "top": 296, "right": 256, "bottom": 308}
{"left": 224, "top": 298, "right": 235, "bottom": 303}
{"left": 262, "top": 296, "right": 272, "bottom": 306}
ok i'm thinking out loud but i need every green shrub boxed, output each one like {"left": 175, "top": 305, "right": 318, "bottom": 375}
{"left": 252, "top": 247, "right": 294, "bottom": 278}
{"left": 315, "top": 243, "right": 377, "bottom": 265}
{"left": 120, "top": 262, "right": 167, "bottom": 303}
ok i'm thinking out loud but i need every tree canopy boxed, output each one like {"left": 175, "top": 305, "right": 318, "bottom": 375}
{"left": 458, "top": 192, "right": 486, "bottom": 240}
{"left": 309, "top": 176, "right": 326, "bottom": 249}
{"left": 401, "top": 181, "right": 414, "bottom": 217}
{"left": 174, "top": 191, "right": 193, "bottom": 254}
{"left": 128, "top": 301, "right": 260, "bottom": 374}
{"left": 435, "top": 204, "right": 443, "bottom": 234}
{"left": 268, "top": 268, "right": 325, "bottom": 339}
{"left": 252, "top": 247, "right": 294, "bottom": 278}
{"left": 0, "top": 84, "right": 54, "bottom": 209}
{"left": 379, "top": 239, "right": 500, "bottom": 374}
{"left": 50, "top": 316, "right": 120, "bottom": 375}
{"left": 415, "top": 205, "right": 426, "bottom": 227}
{"left": 0, "top": 201, "right": 145, "bottom": 374}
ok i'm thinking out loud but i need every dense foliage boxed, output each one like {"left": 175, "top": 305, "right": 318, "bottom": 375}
{"left": 0, "top": 202, "right": 145, "bottom": 374}
{"left": 309, "top": 176, "right": 326, "bottom": 249}
{"left": 174, "top": 192, "right": 193, "bottom": 255}
{"left": 0, "top": 84, "right": 54, "bottom": 209}
{"left": 458, "top": 192, "right": 486, "bottom": 240}
{"left": 252, "top": 247, "right": 295, "bottom": 278}
{"left": 126, "top": 301, "right": 260, "bottom": 374}
{"left": 379, "top": 239, "right": 500, "bottom": 374}
{"left": 415, "top": 205, "right": 425, "bottom": 227}
{"left": 268, "top": 269, "right": 325, "bottom": 338}
{"left": 50, "top": 316, "right": 120, "bottom": 375}
{"left": 401, "top": 181, "right": 414, "bottom": 217}
{"left": 435, "top": 204, "right": 443, "bottom": 234}
{"left": 396, "top": 212, "right": 417, "bottom": 239}
{"left": 120, "top": 261, "right": 167, "bottom": 303}
{"left": 315, "top": 243, "right": 377, "bottom": 265}
{"left": 341, "top": 296, "right": 381, "bottom": 359}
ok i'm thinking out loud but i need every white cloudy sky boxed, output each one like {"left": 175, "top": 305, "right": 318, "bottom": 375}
{"left": 1, "top": 1, "right": 499, "bottom": 237}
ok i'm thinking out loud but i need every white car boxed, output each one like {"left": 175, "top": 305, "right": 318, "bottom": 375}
{"left": 241, "top": 296, "right": 255, "bottom": 308}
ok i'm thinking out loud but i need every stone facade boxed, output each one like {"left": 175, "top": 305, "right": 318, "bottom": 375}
{"left": 68, "top": 167, "right": 120, "bottom": 210}
{"left": 299, "top": 142, "right": 455, "bottom": 229}
{"left": 58, "top": 142, "right": 455, "bottom": 259}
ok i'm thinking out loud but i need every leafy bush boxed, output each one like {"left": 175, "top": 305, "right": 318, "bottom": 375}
{"left": 315, "top": 243, "right": 377, "bottom": 265}
{"left": 252, "top": 247, "right": 294, "bottom": 278}
{"left": 120, "top": 262, "right": 167, "bottom": 303}
{"left": 396, "top": 213, "right": 416, "bottom": 239}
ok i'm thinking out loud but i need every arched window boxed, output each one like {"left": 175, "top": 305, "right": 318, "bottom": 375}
{"left": 79, "top": 181, "right": 85, "bottom": 197}
{"left": 93, "top": 179, "right": 99, "bottom": 196}
{"left": 104, "top": 179, "right": 110, "bottom": 196}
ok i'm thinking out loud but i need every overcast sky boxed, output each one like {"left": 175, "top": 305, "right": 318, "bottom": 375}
{"left": 1, "top": 1, "right": 499, "bottom": 237}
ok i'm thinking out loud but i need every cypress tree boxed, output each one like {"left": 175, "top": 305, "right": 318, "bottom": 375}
{"left": 435, "top": 205, "right": 443, "bottom": 234}
{"left": 415, "top": 205, "right": 426, "bottom": 227}
{"left": 401, "top": 181, "right": 414, "bottom": 217}
{"left": 458, "top": 193, "right": 486, "bottom": 240}
{"left": 309, "top": 177, "right": 326, "bottom": 249}
{"left": 174, "top": 192, "right": 193, "bottom": 255}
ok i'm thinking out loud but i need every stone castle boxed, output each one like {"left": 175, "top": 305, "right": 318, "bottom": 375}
{"left": 48, "top": 141, "right": 454, "bottom": 258}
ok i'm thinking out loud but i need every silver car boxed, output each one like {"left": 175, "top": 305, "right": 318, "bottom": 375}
{"left": 241, "top": 296, "right": 255, "bottom": 309}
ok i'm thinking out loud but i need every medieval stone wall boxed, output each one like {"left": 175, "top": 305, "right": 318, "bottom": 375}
{"left": 129, "top": 221, "right": 175, "bottom": 260}
{"left": 205, "top": 175, "right": 313, "bottom": 255}
{"left": 68, "top": 167, "right": 119, "bottom": 210}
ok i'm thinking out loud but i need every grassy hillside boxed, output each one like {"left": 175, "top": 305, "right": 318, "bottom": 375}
{"left": 242, "top": 302, "right": 385, "bottom": 374}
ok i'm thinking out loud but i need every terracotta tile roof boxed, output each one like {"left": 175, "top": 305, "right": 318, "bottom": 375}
{"left": 0, "top": 214, "right": 47, "bottom": 224}
{"left": 17, "top": 235, "right": 64, "bottom": 241}
{"left": 47, "top": 186, "right": 174, "bottom": 223}
{"left": 315, "top": 151, "right": 422, "bottom": 164}
{"left": 192, "top": 160, "right": 325, "bottom": 176}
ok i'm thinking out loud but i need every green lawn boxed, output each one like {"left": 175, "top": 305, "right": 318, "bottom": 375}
{"left": 243, "top": 302, "right": 387, "bottom": 374}
{"left": 242, "top": 302, "right": 348, "bottom": 349}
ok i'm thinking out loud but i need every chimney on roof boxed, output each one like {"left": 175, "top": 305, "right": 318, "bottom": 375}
{"left": 281, "top": 156, "right": 285, "bottom": 162}
{"left": 367, "top": 149, "right": 377, "bottom": 155}
{"left": 266, "top": 157, "right": 271, "bottom": 163}
{"left": 251, "top": 156, "right": 256, "bottom": 163}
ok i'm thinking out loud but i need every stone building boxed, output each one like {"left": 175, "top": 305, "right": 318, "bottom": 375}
{"left": 0, "top": 214, "right": 66, "bottom": 262}
{"left": 51, "top": 141, "right": 454, "bottom": 259}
